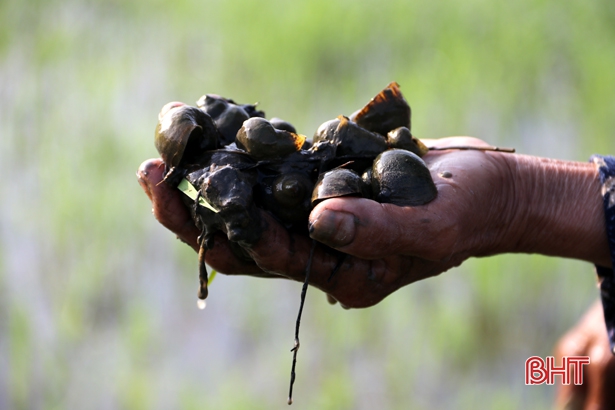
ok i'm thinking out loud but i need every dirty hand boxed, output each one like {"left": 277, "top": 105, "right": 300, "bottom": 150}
{"left": 138, "top": 137, "right": 608, "bottom": 308}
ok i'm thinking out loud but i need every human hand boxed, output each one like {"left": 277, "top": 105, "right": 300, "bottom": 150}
{"left": 138, "top": 136, "right": 608, "bottom": 307}
{"left": 554, "top": 301, "right": 615, "bottom": 410}
{"left": 139, "top": 137, "right": 511, "bottom": 306}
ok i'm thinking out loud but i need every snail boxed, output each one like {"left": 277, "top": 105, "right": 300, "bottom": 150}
{"left": 270, "top": 117, "right": 298, "bottom": 133}
{"left": 236, "top": 117, "right": 306, "bottom": 161}
{"left": 313, "top": 115, "right": 388, "bottom": 158}
{"left": 311, "top": 168, "right": 369, "bottom": 206}
{"left": 197, "top": 94, "right": 265, "bottom": 146}
{"left": 386, "top": 126, "right": 428, "bottom": 157}
{"left": 269, "top": 172, "right": 315, "bottom": 226}
{"left": 310, "top": 150, "right": 435, "bottom": 207}
{"left": 371, "top": 149, "right": 437, "bottom": 206}
{"left": 155, "top": 102, "right": 221, "bottom": 186}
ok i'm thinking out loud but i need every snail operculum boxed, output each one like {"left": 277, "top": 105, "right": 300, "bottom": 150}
{"left": 371, "top": 149, "right": 437, "bottom": 206}
{"left": 349, "top": 81, "right": 411, "bottom": 136}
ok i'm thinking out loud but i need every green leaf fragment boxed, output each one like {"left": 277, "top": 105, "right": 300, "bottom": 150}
{"left": 177, "top": 178, "right": 219, "bottom": 213}
{"left": 207, "top": 269, "right": 217, "bottom": 286}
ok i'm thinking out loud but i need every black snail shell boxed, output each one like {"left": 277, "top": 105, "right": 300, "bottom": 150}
{"left": 371, "top": 149, "right": 437, "bottom": 206}
{"left": 270, "top": 172, "right": 315, "bottom": 225}
{"left": 183, "top": 150, "right": 261, "bottom": 246}
{"left": 311, "top": 168, "right": 370, "bottom": 206}
{"left": 270, "top": 117, "right": 297, "bottom": 133}
{"left": 197, "top": 94, "right": 267, "bottom": 146}
{"left": 313, "top": 115, "right": 388, "bottom": 158}
{"left": 154, "top": 102, "right": 220, "bottom": 177}
{"left": 387, "top": 126, "right": 428, "bottom": 157}
{"left": 203, "top": 165, "right": 261, "bottom": 245}
{"left": 235, "top": 117, "right": 306, "bottom": 161}
{"left": 253, "top": 149, "right": 318, "bottom": 231}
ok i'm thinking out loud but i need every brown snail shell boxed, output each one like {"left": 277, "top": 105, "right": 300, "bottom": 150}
{"left": 311, "top": 168, "right": 370, "bottom": 206}
{"left": 350, "top": 82, "right": 411, "bottom": 136}
{"left": 371, "top": 149, "right": 437, "bottom": 206}
{"left": 154, "top": 102, "right": 220, "bottom": 172}
{"left": 312, "top": 115, "right": 388, "bottom": 158}
{"left": 236, "top": 117, "right": 305, "bottom": 160}
{"left": 387, "top": 127, "right": 428, "bottom": 157}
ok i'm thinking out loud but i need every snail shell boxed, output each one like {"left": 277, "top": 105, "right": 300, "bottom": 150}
{"left": 387, "top": 127, "right": 428, "bottom": 157}
{"left": 371, "top": 149, "right": 437, "bottom": 206}
{"left": 350, "top": 82, "right": 411, "bottom": 136}
{"left": 313, "top": 115, "right": 388, "bottom": 158}
{"left": 155, "top": 102, "right": 220, "bottom": 175}
{"left": 269, "top": 117, "right": 297, "bottom": 133}
{"left": 311, "top": 168, "right": 370, "bottom": 206}
{"left": 197, "top": 94, "right": 254, "bottom": 146}
{"left": 361, "top": 167, "right": 372, "bottom": 186}
{"left": 201, "top": 165, "right": 261, "bottom": 245}
{"left": 186, "top": 149, "right": 256, "bottom": 188}
{"left": 269, "top": 117, "right": 313, "bottom": 149}
{"left": 270, "top": 172, "right": 314, "bottom": 225}
{"left": 236, "top": 117, "right": 306, "bottom": 160}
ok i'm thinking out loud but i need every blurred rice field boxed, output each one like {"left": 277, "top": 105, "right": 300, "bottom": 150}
{"left": 1, "top": 0, "right": 614, "bottom": 408}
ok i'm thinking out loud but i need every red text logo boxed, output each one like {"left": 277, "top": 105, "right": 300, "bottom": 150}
{"left": 525, "top": 356, "right": 590, "bottom": 385}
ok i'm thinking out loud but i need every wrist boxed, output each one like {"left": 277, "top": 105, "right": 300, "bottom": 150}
{"left": 499, "top": 154, "right": 610, "bottom": 266}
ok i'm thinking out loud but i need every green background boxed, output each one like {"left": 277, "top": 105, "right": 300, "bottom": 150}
{"left": 1, "top": 0, "right": 614, "bottom": 408}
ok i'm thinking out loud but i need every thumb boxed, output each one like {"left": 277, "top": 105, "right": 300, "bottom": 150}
{"left": 308, "top": 197, "right": 453, "bottom": 260}
{"left": 137, "top": 158, "right": 200, "bottom": 251}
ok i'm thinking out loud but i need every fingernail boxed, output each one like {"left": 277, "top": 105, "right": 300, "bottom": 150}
{"left": 309, "top": 210, "right": 356, "bottom": 248}
{"left": 137, "top": 162, "right": 152, "bottom": 184}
